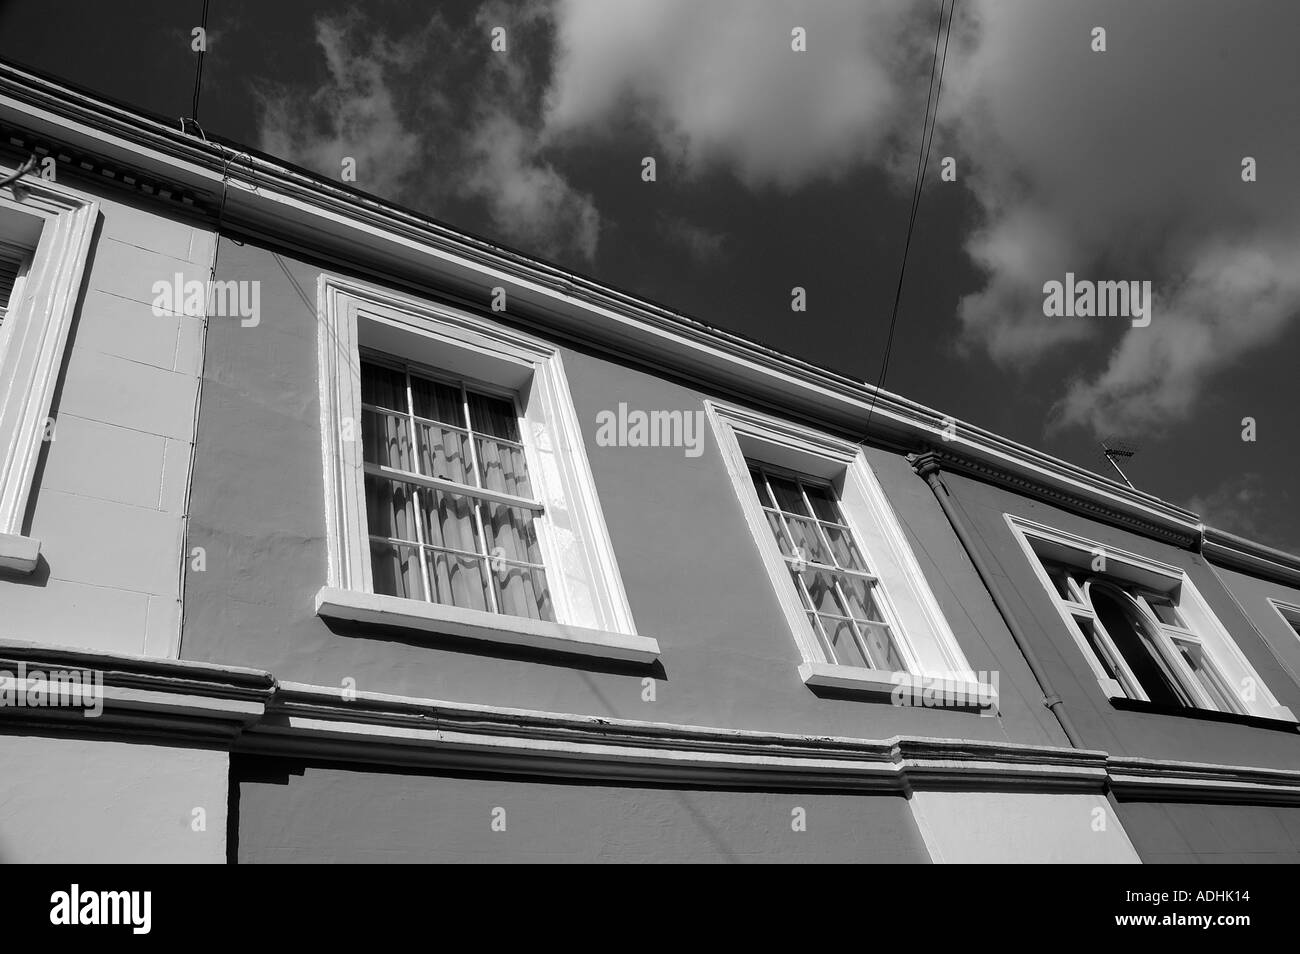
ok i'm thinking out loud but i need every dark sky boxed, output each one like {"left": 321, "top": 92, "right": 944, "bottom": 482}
{"left": 3, "top": 0, "right": 1297, "bottom": 550}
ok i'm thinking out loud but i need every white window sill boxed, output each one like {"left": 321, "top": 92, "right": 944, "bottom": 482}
{"left": 799, "top": 661, "right": 999, "bottom": 713}
{"left": 314, "top": 586, "right": 660, "bottom": 664}
{"left": 0, "top": 532, "right": 40, "bottom": 574}
{"left": 1101, "top": 680, "right": 1297, "bottom": 723}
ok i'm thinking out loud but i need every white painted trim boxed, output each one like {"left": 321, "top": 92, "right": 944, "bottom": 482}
{"left": 798, "top": 661, "right": 999, "bottom": 711}
{"left": 0, "top": 171, "right": 97, "bottom": 571}
{"left": 315, "top": 586, "right": 659, "bottom": 663}
{"left": 0, "top": 528, "right": 40, "bottom": 572}
{"left": 1266, "top": 598, "right": 1300, "bottom": 640}
{"left": 317, "top": 274, "right": 638, "bottom": 637}
{"left": 705, "top": 399, "right": 976, "bottom": 686}
{"left": 3, "top": 639, "right": 1298, "bottom": 806}
{"left": 1006, "top": 514, "right": 1295, "bottom": 722}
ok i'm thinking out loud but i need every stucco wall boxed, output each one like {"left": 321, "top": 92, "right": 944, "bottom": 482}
{"left": 0, "top": 731, "right": 227, "bottom": 863}
{"left": 911, "top": 790, "right": 1140, "bottom": 863}
{"left": 1117, "top": 800, "right": 1300, "bottom": 863}
{"left": 937, "top": 470, "right": 1300, "bottom": 770}
{"left": 0, "top": 185, "right": 211, "bottom": 658}
{"left": 182, "top": 236, "right": 1067, "bottom": 749}
{"left": 1209, "top": 563, "right": 1300, "bottom": 693}
{"left": 232, "top": 755, "right": 930, "bottom": 863}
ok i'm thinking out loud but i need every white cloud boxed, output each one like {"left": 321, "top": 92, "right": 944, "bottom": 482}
{"left": 256, "top": 10, "right": 600, "bottom": 261}
{"left": 465, "top": 111, "right": 600, "bottom": 260}
{"left": 943, "top": 0, "right": 1300, "bottom": 434}
{"left": 256, "top": 18, "right": 425, "bottom": 201}
{"left": 255, "top": 2, "right": 1300, "bottom": 434}
{"left": 544, "top": 0, "right": 932, "bottom": 190}
{"left": 657, "top": 214, "right": 728, "bottom": 263}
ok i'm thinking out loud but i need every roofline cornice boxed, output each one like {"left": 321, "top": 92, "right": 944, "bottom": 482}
{"left": 0, "top": 60, "right": 1293, "bottom": 569}
{"left": 1200, "top": 525, "right": 1300, "bottom": 589}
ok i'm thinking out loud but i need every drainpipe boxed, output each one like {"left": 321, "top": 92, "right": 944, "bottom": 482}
{"left": 909, "top": 451, "right": 1085, "bottom": 749}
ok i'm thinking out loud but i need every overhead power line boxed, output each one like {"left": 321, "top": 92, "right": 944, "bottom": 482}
{"left": 861, "top": 0, "right": 956, "bottom": 444}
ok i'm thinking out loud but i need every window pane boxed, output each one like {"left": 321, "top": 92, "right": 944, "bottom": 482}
{"left": 1091, "top": 586, "right": 1191, "bottom": 707}
{"left": 1041, "top": 561, "right": 1075, "bottom": 601}
{"left": 416, "top": 421, "right": 471, "bottom": 483}
{"left": 482, "top": 503, "right": 545, "bottom": 566}
{"left": 748, "top": 467, "right": 774, "bottom": 507}
{"left": 764, "top": 510, "right": 793, "bottom": 557}
{"left": 1175, "top": 641, "right": 1239, "bottom": 713}
{"left": 476, "top": 436, "right": 533, "bottom": 497}
{"left": 362, "top": 408, "right": 413, "bottom": 471}
{"left": 427, "top": 549, "right": 491, "bottom": 613}
{"left": 494, "top": 560, "right": 554, "bottom": 621}
{"left": 802, "top": 483, "right": 841, "bottom": 523}
{"left": 409, "top": 374, "right": 463, "bottom": 426}
{"left": 360, "top": 362, "right": 406, "bottom": 411}
{"left": 798, "top": 568, "right": 851, "bottom": 617}
{"left": 815, "top": 614, "right": 869, "bottom": 669}
{"left": 467, "top": 391, "right": 521, "bottom": 441}
{"left": 1075, "top": 615, "right": 1124, "bottom": 686}
{"left": 420, "top": 489, "right": 480, "bottom": 554}
{"left": 841, "top": 576, "right": 886, "bottom": 623}
{"left": 783, "top": 515, "right": 834, "bottom": 566}
{"left": 370, "top": 540, "right": 425, "bottom": 601}
{"left": 1145, "top": 596, "right": 1183, "bottom": 627}
{"left": 822, "top": 524, "right": 866, "bottom": 571}
{"left": 365, "top": 475, "right": 420, "bottom": 542}
{"left": 766, "top": 475, "right": 811, "bottom": 516}
{"left": 858, "top": 620, "right": 906, "bottom": 672}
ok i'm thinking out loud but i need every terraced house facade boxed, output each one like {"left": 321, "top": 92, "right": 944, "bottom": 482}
{"left": 2, "top": 60, "right": 1299, "bottom": 863}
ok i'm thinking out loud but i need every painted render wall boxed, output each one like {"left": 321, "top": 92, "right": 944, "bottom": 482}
{"left": 182, "top": 236, "right": 1069, "bottom": 750}
{"left": 0, "top": 181, "right": 211, "bottom": 659}
{"left": 936, "top": 470, "right": 1300, "bottom": 770}
{"left": 232, "top": 755, "right": 931, "bottom": 863}
{"left": 0, "top": 731, "right": 228, "bottom": 863}
{"left": 1116, "top": 800, "right": 1300, "bottom": 864}
{"left": 1210, "top": 564, "right": 1300, "bottom": 695}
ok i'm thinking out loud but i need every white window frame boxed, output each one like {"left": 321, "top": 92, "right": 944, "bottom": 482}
{"left": 0, "top": 171, "right": 98, "bottom": 573}
{"left": 0, "top": 239, "right": 32, "bottom": 330}
{"left": 707, "top": 399, "right": 992, "bottom": 704}
{"left": 1267, "top": 598, "right": 1300, "bottom": 643}
{"left": 1008, "top": 514, "right": 1294, "bottom": 721}
{"left": 315, "top": 274, "right": 657, "bottom": 663}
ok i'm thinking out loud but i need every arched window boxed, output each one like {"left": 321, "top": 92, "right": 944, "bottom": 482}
{"left": 1085, "top": 581, "right": 1190, "bottom": 708}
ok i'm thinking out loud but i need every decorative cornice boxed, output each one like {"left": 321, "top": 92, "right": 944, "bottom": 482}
{"left": 246, "top": 682, "right": 1107, "bottom": 794}
{"left": 4, "top": 641, "right": 1299, "bottom": 804}
{"left": 0, "top": 640, "right": 273, "bottom": 742}
{"left": 914, "top": 449, "right": 1200, "bottom": 548}
{"left": 1200, "top": 525, "right": 1300, "bottom": 589}
{"left": 1, "top": 122, "right": 214, "bottom": 217}
{"left": 1108, "top": 756, "right": 1300, "bottom": 807}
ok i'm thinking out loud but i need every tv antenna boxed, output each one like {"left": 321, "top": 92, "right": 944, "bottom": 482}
{"left": 1099, "top": 437, "right": 1138, "bottom": 489}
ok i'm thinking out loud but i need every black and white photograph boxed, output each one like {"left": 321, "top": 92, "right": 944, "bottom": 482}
{"left": 0, "top": 0, "right": 1296, "bottom": 900}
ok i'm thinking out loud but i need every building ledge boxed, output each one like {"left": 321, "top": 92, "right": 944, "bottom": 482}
{"left": 1110, "top": 696, "right": 1298, "bottom": 732}
{"left": 799, "top": 662, "right": 999, "bottom": 714}
{"left": 314, "top": 586, "right": 660, "bottom": 664}
{"left": 0, "top": 532, "right": 40, "bottom": 573}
